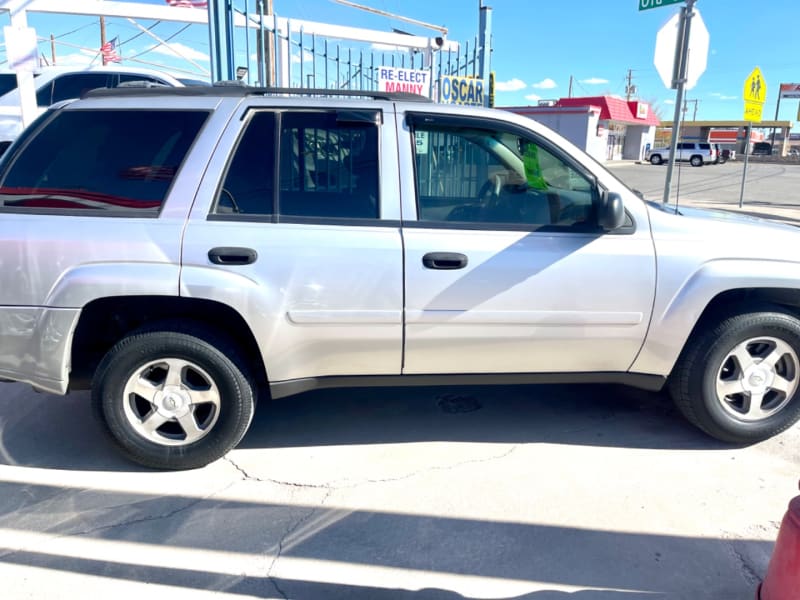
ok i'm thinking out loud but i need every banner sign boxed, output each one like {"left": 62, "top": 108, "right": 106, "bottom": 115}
{"left": 377, "top": 67, "right": 431, "bottom": 97}
{"left": 779, "top": 83, "right": 800, "bottom": 99}
{"left": 439, "top": 75, "right": 485, "bottom": 106}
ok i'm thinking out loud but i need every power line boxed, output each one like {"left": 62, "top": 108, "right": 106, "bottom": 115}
{"left": 122, "top": 23, "right": 194, "bottom": 61}
{"left": 119, "top": 20, "right": 163, "bottom": 46}
{"left": 52, "top": 19, "right": 101, "bottom": 40}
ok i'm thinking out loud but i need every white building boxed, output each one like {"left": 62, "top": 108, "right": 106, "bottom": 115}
{"left": 503, "top": 96, "right": 659, "bottom": 162}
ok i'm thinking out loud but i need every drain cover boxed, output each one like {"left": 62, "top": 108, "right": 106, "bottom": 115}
{"left": 436, "top": 393, "right": 482, "bottom": 414}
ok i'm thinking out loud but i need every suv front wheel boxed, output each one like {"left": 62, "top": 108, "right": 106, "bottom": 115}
{"left": 649, "top": 154, "right": 663, "bottom": 165}
{"left": 669, "top": 307, "right": 800, "bottom": 443}
{"left": 92, "top": 325, "right": 255, "bottom": 469}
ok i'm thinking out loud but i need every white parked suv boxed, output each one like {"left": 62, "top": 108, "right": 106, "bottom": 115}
{"left": 1, "top": 85, "right": 800, "bottom": 469}
{"left": 0, "top": 66, "right": 188, "bottom": 154}
{"left": 646, "top": 142, "right": 717, "bottom": 166}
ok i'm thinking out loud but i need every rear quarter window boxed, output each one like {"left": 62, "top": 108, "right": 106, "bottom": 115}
{"left": 0, "top": 73, "right": 20, "bottom": 97}
{"left": 0, "top": 109, "right": 208, "bottom": 214}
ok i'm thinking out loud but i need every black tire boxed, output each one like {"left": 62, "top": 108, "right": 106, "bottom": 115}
{"left": 650, "top": 154, "right": 663, "bottom": 165}
{"left": 92, "top": 325, "right": 255, "bottom": 470}
{"left": 669, "top": 307, "right": 800, "bottom": 443}
{"left": 690, "top": 155, "right": 703, "bottom": 167}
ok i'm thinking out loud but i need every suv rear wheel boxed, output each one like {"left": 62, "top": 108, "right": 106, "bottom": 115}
{"left": 669, "top": 307, "right": 800, "bottom": 443}
{"left": 92, "top": 325, "right": 255, "bottom": 469}
{"left": 690, "top": 155, "right": 703, "bottom": 167}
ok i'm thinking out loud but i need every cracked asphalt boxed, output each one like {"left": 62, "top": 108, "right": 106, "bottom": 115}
{"left": 0, "top": 380, "right": 798, "bottom": 599}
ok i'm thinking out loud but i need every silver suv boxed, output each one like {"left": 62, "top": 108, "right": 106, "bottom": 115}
{"left": 646, "top": 142, "right": 717, "bottom": 166}
{"left": 1, "top": 86, "right": 799, "bottom": 469}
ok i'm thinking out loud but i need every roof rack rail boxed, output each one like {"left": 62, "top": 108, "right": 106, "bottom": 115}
{"left": 242, "top": 86, "right": 434, "bottom": 103}
{"left": 85, "top": 84, "right": 433, "bottom": 103}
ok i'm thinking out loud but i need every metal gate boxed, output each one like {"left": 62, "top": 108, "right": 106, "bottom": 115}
{"left": 227, "top": 2, "right": 492, "bottom": 103}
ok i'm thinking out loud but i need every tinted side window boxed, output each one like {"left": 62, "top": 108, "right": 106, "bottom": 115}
{"left": 413, "top": 123, "right": 596, "bottom": 228}
{"left": 699, "top": 143, "right": 711, "bottom": 150}
{"left": 278, "top": 111, "right": 379, "bottom": 219}
{"left": 0, "top": 74, "right": 20, "bottom": 97}
{"left": 0, "top": 110, "right": 208, "bottom": 213}
{"left": 214, "top": 111, "right": 275, "bottom": 215}
{"left": 49, "top": 73, "right": 111, "bottom": 105}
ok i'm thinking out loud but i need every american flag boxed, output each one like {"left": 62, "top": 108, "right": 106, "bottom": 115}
{"left": 101, "top": 37, "right": 122, "bottom": 63}
{"left": 165, "top": 0, "right": 209, "bottom": 7}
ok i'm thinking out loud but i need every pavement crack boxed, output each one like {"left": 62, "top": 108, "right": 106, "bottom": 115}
{"left": 728, "top": 538, "right": 764, "bottom": 587}
{"left": 339, "top": 444, "right": 520, "bottom": 489}
{"left": 229, "top": 444, "right": 520, "bottom": 491}
{"left": 0, "top": 481, "right": 236, "bottom": 562}
{"left": 265, "top": 486, "right": 334, "bottom": 600}
{"left": 224, "top": 456, "right": 330, "bottom": 489}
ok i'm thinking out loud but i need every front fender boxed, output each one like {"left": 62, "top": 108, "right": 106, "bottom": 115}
{"left": 631, "top": 258, "right": 800, "bottom": 375}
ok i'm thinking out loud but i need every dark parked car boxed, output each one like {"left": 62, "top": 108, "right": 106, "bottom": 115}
{"left": 752, "top": 142, "right": 773, "bottom": 156}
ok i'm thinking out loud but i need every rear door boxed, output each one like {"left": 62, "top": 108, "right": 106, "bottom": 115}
{"left": 181, "top": 101, "right": 404, "bottom": 384}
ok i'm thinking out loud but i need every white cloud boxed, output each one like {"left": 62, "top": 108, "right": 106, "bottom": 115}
{"left": 52, "top": 50, "right": 97, "bottom": 68}
{"left": 710, "top": 92, "right": 737, "bottom": 100}
{"left": 664, "top": 99, "right": 675, "bottom": 105}
{"left": 580, "top": 77, "right": 608, "bottom": 85}
{"left": 531, "top": 78, "right": 557, "bottom": 89}
{"left": 494, "top": 78, "right": 526, "bottom": 92}
{"left": 149, "top": 42, "right": 209, "bottom": 62}
{"left": 524, "top": 93, "right": 541, "bottom": 102}
{"left": 291, "top": 49, "right": 314, "bottom": 64}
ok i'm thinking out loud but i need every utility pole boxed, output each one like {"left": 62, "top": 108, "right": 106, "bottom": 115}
{"left": 99, "top": 15, "right": 107, "bottom": 65}
{"left": 682, "top": 98, "right": 699, "bottom": 121}
{"left": 256, "top": 0, "right": 275, "bottom": 86}
{"left": 50, "top": 33, "right": 56, "bottom": 66}
{"left": 568, "top": 75, "right": 573, "bottom": 98}
{"left": 770, "top": 90, "right": 783, "bottom": 152}
{"left": 625, "top": 68, "right": 636, "bottom": 101}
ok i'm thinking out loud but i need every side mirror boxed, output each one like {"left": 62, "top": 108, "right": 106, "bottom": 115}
{"left": 599, "top": 192, "right": 625, "bottom": 230}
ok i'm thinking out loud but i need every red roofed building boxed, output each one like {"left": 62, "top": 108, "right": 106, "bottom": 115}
{"left": 502, "top": 96, "right": 660, "bottom": 163}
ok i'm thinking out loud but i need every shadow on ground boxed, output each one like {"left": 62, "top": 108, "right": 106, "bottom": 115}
{"left": 0, "top": 382, "right": 730, "bottom": 472}
{"left": 0, "top": 484, "right": 769, "bottom": 599}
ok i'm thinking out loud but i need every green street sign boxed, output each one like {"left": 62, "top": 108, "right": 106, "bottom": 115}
{"left": 639, "top": 0, "right": 683, "bottom": 10}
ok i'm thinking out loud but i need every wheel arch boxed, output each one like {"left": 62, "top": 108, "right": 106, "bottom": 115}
{"left": 677, "top": 289, "right": 800, "bottom": 360}
{"left": 70, "top": 296, "right": 268, "bottom": 394}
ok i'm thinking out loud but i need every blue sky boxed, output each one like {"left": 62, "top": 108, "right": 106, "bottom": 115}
{"left": 2, "top": 0, "right": 799, "bottom": 125}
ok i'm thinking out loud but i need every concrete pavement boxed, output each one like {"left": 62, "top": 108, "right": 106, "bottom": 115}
{"left": 608, "top": 160, "right": 800, "bottom": 225}
{"left": 0, "top": 381, "right": 797, "bottom": 599}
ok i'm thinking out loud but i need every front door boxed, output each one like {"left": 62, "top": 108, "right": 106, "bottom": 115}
{"left": 401, "top": 113, "right": 656, "bottom": 375}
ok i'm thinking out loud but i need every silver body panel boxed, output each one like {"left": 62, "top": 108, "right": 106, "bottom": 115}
{"left": 0, "top": 307, "right": 79, "bottom": 393}
{"left": 631, "top": 204, "right": 800, "bottom": 374}
{"left": 2, "top": 92, "right": 800, "bottom": 395}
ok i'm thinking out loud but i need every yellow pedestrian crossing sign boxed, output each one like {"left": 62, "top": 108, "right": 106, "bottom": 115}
{"left": 743, "top": 67, "right": 766, "bottom": 122}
